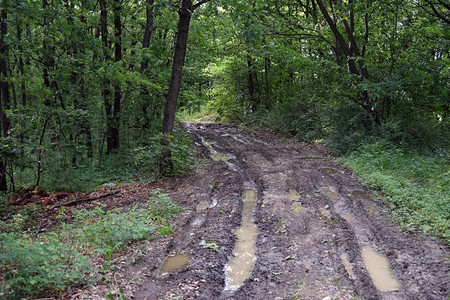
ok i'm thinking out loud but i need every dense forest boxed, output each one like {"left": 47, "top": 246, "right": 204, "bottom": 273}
{"left": 0, "top": 0, "right": 448, "bottom": 190}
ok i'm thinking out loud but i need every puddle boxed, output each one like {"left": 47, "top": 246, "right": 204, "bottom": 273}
{"left": 197, "top": 202, "right": 209, "bottom": 211}
{"left": 225, "top": 190, "right": 258, "bottom": 291}
{"left": 320, "top": 187, "right": 340, "bottom": 201}
{"left": 360, "top": 246, "right": 400, "bottom": 292}
{"left": 339, "top": 212, "right": 355, "bottom": 222}
{"left": 319, "top": 208, "right": 331, "bottom": 218}
{"left": 350, "top": 190, "right": 373, "bottom": 200}
{"left": 211, "top": 152, "right": 228, "bottom": 162}
{"left": 292, "top": 203, "right": 306, "bottom": 214}
{"left": 160, "top": 253, "right": 192, "bottom": 276}
{"left": 364, "top": 203, "right": 379, "bottom": 213}
{"left": 320, "top": 167, "right": 338, "bottom": 174}
{"left": 288, "top": 190, "right": 300, "bottom": 201}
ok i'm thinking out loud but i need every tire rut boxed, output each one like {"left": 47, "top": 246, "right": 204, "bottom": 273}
{"left": 133, "top": 123, "right": 448, "bottom": 300}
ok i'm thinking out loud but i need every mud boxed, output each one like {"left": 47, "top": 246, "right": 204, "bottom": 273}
{"left": 67, "top": 123, "right": 449, "bottom": 299}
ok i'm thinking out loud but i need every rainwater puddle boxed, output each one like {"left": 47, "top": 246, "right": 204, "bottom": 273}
{"left": 292, "top": 203, "right": 306, "bottom": 214}
{"left": 196, "top": 202, "right": 209, "bottom": 211}
{"left": 365, "top": 203, "right": 379, "bottom": 213}
{"left": 288, "top": 190, "right": 300, "bottom": 201}
{"left": 320, "top": 187, "right": 340, "bottom": 201}
{"left": 339, "top": 212, "right": 355, "bottom": 222}
{"left": 225, "top": 190, "right": 258, "bottom": 291}
{"left": 320, "top": 167, "right": 338, "bottom": 174}
{"left": 360, "top": 246, "right": 400, "bottom": 292}
{"left": 160, "top": 253, "right": 192, "bottom": 276}
{"left": 319, "top": 208, "right": 331, "bottom": 218}
{"left": 211, "top": 152, "right": 228, "bottom": 162}
{"left": 350, "top": 190, "right": 373, "bottom": 200}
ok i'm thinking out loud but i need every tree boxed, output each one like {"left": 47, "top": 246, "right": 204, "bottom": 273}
{"left": 159, "top": 0, "right": 210, "bottom": 175}
{"left": 0, "top": 2, "right": 10, "bottom": 191}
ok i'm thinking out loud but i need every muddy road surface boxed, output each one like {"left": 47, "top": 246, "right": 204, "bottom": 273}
{"left": 76, "top": 123, "right": 449, "bottom": 299}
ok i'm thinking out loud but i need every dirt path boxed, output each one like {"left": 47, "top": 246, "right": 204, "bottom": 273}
{"left": 74, "top": 123, "right": 448, "bottom": 299}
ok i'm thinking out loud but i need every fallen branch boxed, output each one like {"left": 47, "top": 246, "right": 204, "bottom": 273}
{"left": 49, "top": 191, "right": 119, "bottom": 210}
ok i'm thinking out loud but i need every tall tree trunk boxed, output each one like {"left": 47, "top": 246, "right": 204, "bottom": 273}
{"left": 247, "top": 54, "right": 256, "bottom": 112}
{"left": 42, "top": 0, "right": 65, "bottom": 109}
{"left": 100, "top": 0, "right": 115, "bottom": 153}
{"left": 17, "top": 24, "right": 26, "bottom": 107}
{"left": 111, "top": 0, "right": 122, "bottom": 150}
{"left": 315, "top": 0, "right": 380, "bottom": 125}
{"left": 141, "top": 0, "right": 154, "bottom": 133}
{"left": 0, "top": 4, "right": 10, "bottom": 190}
{"left": 160, "top": 0, "right": 197, "bottom": 175}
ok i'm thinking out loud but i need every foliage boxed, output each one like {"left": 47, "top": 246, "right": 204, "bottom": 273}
{"left": 0, "top": 231, "right": 94, "bottom": 299}
{"left": 199, "top": 239, "right": 220, "bottom": 252}
{"left": 167, "top": 127, "right": 198, "bottom": 176}
{"left": 0, "top": 191, "right": 181, "bottom": 298}
{"left": 148, "top": 190, "right": 182, "bottom": 221}
{"left": 337, "top": 141, "right": 449, "bottom": 242}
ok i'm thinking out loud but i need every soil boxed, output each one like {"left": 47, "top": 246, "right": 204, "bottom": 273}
{"left": 63, "top": 123, "right": 448, "bottom": 300}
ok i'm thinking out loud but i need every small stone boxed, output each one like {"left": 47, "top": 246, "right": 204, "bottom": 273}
{"left": 322, "top": 297, "right": 332, "bottom": 300}
{"left": 200, "top": 279, "right": 207, "bottom": 283}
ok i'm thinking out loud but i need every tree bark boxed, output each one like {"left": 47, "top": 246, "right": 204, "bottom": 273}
{"left": 100, "top": 0, "right": 116, "bottom": 153}
{"left": 111, "top": 0, "right": 122, "bottom": 151}
{"left": 0, "top": 4, "right": 10, "bottom": 190}
{"left": 316, "top": 0, "right": 380, "bottom": 125}
{"left": 141, "top": 0, "right": 155, "bottom": 132}
{"left": 159, "top": 0, "right": 209, "bottom": 175}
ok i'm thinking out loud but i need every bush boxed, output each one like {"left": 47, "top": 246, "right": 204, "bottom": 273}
{"left": 0, "top": 232, "right": 94, "bottom": 298}
{"left": 248, "top": 95, "right": 324, "bottom": 142}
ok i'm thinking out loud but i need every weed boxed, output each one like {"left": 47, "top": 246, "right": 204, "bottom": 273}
{"left": 0, "top": 191, "right": 181, "bottom": 298}
{"left": 148, "top": 191, "right": 182, "bottom": 222}
{"left": 328, "top": 218, "right": 339, "bottom": 229}
{"left": 199, "top": 240, "right": 220, "bottom": 252}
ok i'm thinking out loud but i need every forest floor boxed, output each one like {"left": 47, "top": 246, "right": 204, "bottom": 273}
{"left": 64, "top": 123, "right": 448, "bottom": 300}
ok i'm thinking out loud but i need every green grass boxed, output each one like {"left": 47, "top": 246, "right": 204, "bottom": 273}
{"left": 0, "top": 191, "right": 181, "bottom": 299}
{"left": 337, "top": 141, "right": 449, "bottom": 243}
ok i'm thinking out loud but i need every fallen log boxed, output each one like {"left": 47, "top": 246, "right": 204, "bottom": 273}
{"left": 48, "top": 191, "right": 119, "bottom": 210}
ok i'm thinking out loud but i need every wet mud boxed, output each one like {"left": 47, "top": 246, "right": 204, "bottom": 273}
{"left": 76, "top": 123, "right": 449, "bottom": 299}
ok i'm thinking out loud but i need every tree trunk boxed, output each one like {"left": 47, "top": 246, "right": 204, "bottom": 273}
{"left": 100, "top": 0, "right": 115, "bottom": 153}
{"left": 111, "top": 0, "right": 122, "bottom": 151}
{"left": 159, "top": 0, "right": 193, "bottom": 175}
{"left": 0, "top": 4, "right": 10, "bottom": 190}
{"left": 159, "top": 0, "right": 209, "bottom": 175}
{"left": 247, "top": 54, "right": 256, "bottom": 112}
{"left": 315, "top": 0, "right": 380, "bottom": 125}
{"left": 141, "top": 0, "right": 154, "bottom": 133}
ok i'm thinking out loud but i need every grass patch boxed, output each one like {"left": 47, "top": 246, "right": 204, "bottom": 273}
{"left": 0, "top": 191, "right": 181, "bottom": 299}
{"left": 337, "top": 141, "right": 449, "bottom": 242}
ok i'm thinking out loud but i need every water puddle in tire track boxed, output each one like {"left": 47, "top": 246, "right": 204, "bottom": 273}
{"left": 160, "top": 253, "right": 192, "bottom": 276}
{"left": 360, "top": 245, "right": 400, "bottom": 292}
{"left": 224, "top": 189, "right": 258, "bottom": 291}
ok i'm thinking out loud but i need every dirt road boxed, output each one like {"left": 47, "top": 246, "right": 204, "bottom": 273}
{"left": 79, "top": 123, "right": 449, "bottom": 299}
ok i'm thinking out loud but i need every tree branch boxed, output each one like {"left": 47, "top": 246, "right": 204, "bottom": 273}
{"left": 191, "top": 0, "right": 209, "bottom": 11}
